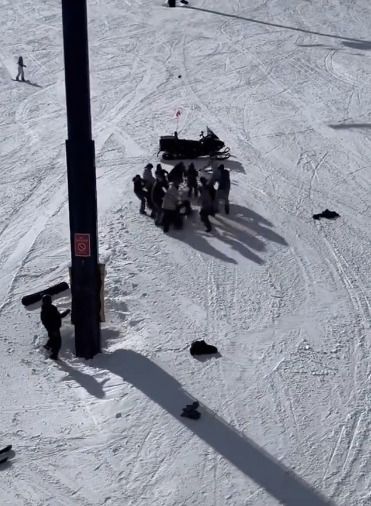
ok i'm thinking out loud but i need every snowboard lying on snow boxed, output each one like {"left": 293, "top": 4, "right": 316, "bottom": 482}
{"left": 21, "top": 282, "right": 69, "bottom": 307}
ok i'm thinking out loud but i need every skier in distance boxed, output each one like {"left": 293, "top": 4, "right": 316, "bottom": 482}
{"left": 16, "top": 56, "right": 26, "bottom": 82}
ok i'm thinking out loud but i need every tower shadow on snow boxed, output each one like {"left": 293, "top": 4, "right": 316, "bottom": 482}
{"left": 183, "top": 5, "right": 371, "bottom": 44}
{"left": 76, "top": 349, "right": 334, "bottom": 506}
{"left": 56, "top": 328, "right": 122, "bottom": 397}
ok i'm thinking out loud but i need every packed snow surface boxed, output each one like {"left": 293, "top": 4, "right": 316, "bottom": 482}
{"left": 0, "top": 0, "right": 370, "bottom": 505}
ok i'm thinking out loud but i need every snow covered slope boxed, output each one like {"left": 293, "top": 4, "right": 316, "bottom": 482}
{"left": 0, "top": 0, "right": 370, "bottom": 504}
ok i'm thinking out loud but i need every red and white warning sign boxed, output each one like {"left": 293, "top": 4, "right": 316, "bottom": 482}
{"left": 74, "top": 233, "right": 91, "bottom": 257}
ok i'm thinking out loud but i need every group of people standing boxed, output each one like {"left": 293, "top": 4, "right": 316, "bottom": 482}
{"left": 132, "top": 161, "right": 230, "bottom": 233}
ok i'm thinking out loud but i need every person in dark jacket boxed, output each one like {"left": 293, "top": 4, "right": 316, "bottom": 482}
{"left": 186, "top": 162, "right": 198, "bottom": 198}
{"left": 142, "top": 164, "right": 155, "bottom": 215}
{"left": 132, "top": 174, "right": 147, "bottom": 214}
{"left": 16, "top": 56, "right": 26, "bottom": 82}
{"left": 40, "top": 294, "right": 70, "bottom": 360}
{"left": 168, "top": 162, "right": 185, "bottom": 186}
{"left": 155, "top": 164, "right": 169, "bottom": 188}
{"left": 217, "top": 166, "right": 230, "bottom": 214}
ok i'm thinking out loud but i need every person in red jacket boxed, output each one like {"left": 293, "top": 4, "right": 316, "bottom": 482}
{"left": 40, "top": 294, "right": 70, "bottom": 360}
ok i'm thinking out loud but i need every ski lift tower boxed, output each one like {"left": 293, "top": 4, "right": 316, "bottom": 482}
{"left": 61, "top": 0, "right": 101, "bottom": 358}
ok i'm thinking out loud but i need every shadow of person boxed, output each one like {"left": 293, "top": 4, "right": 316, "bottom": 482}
{"left": 57, "top": 328, "right": 119, "bottom": 399}
{"left": 170, "top": 201, "right": 284, "bottom": 264}
{"left": 342, "top": 40, "right": 371, "bottom": 50}
{"left": 58, "top": 361, "right": 106, "bottom": 399}
{"left": 27, "top": 81, "right": 42, "bottom": 88}
{"left": 213, "top": 225, "right": 266, "bottom": 264}
{"left": 328, "top": 122, "right": 371, "bottom": 130}
{"left": 216, "top": 222, "right": 266, "bottom": 252}
{"left": 93, "top": 349, "right": 333, "bottom": 506}
{"left": 228, "top": 204, "right": 288, "bottom": 246}
{"left": 168, "top": 213, "right": 238, "bottom": 264}
{"left": 13, "top": 79, "right": 43, "bottom": 88}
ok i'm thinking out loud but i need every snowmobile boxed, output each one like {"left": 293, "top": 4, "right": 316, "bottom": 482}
{"left": 158, "top": 127, "right": 230, "bottom": 160}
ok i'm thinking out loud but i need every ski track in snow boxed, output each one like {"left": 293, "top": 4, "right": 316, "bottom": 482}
{"left": 0, "top": 0, "right": 370, "bottom": 505}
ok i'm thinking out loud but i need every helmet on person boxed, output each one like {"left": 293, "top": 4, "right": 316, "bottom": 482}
{"left": 41, "top": 294, "right": 52, "bottom": 305}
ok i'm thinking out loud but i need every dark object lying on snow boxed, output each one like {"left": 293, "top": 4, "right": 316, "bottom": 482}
{"left": 313, "top": 209, "right": 340, "bottom": 220}
{"left": 21, "top": 281, "right": 69, "bottom": 307}
{"left": 158, "top": 127, "right": 230, "bottom": 160}
{"left": 0, "top": 444, "right": 13, "bottom": 464}
{"left": 190, "top": 340, "right": 218, "bottom": 356}
{"left": 181, "top": 401, "right": 201, "bottom": 419}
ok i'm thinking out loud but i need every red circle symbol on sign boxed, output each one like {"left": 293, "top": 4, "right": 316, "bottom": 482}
{"left": 74, "top": 234, "right": 91, "bottom": 257}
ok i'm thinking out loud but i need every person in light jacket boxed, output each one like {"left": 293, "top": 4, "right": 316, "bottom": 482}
{"left": 151, "top": 175, "right": 167, "bottom": 225}
{"left": 162, "top": 183, "right": 180, "bottom": 232}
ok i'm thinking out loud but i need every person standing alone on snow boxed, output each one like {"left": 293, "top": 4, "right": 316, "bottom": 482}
{"left": 16, "top": 56, "right": 26, "bottom": 82}
{"left": 40, "top": 294, "right": 70, "bottom": 360}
